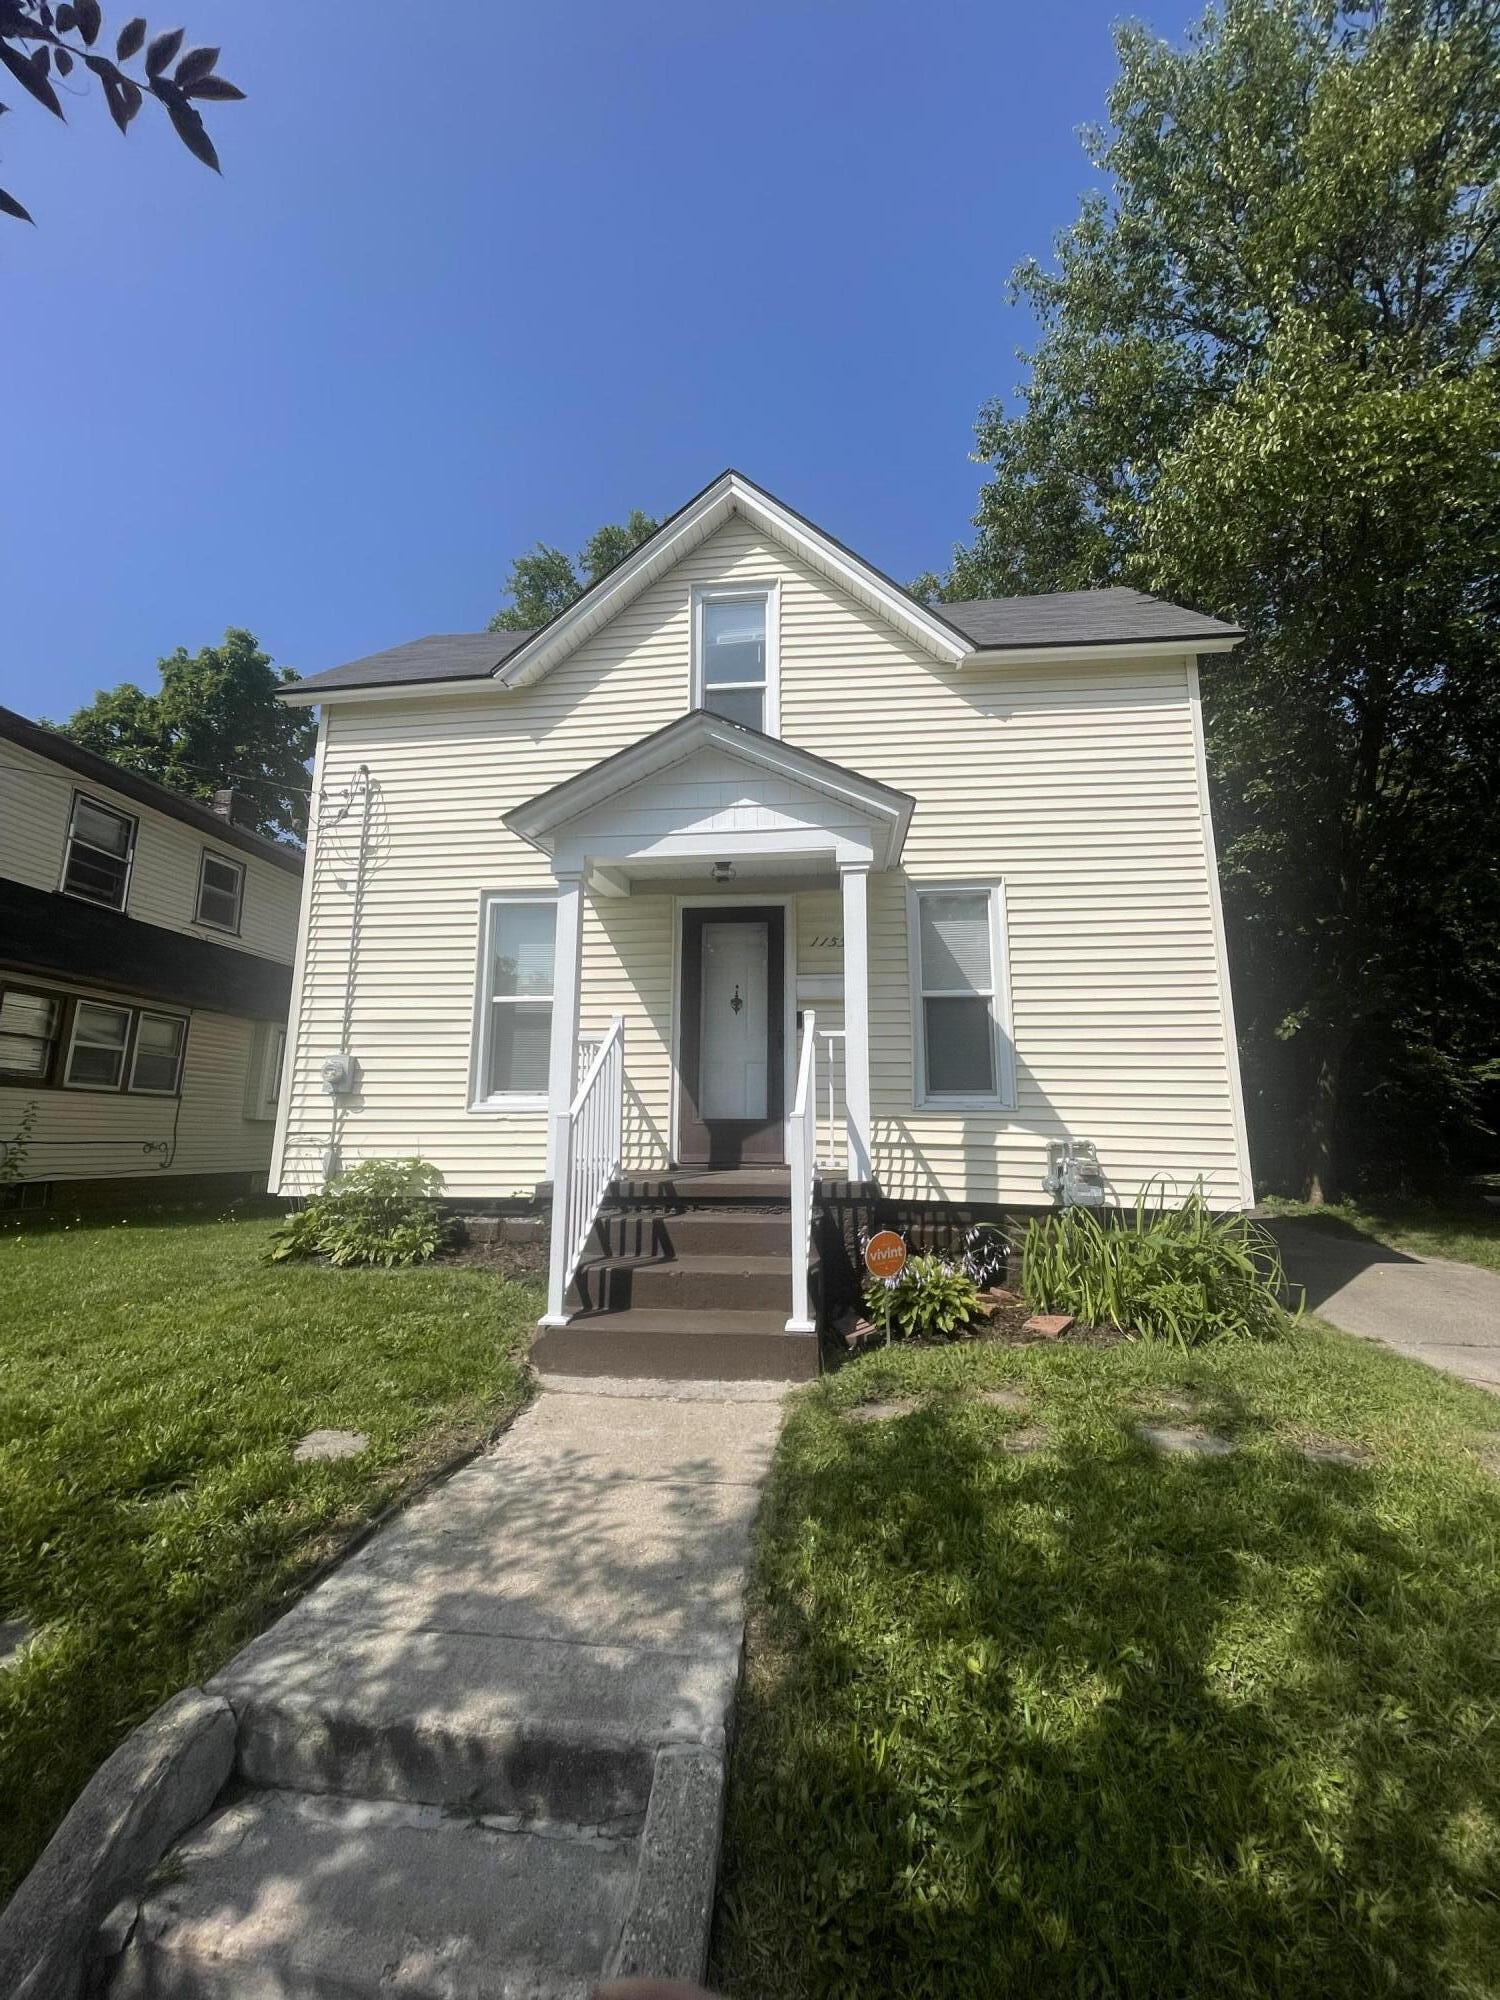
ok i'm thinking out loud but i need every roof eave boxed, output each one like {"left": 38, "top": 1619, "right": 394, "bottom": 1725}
{"left": 961, "top": 634, "right": 1242, "bottom": 667}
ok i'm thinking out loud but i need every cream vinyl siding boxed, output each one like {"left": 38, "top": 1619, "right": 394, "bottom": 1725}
{"left": 0, "top": 738, "right": 301, "bottom": 961}
{"left": 276, "top": 515, "right": 1248, "bottom": 1206}
{"left": 0, "top": 982, "right": 277, "bottom": 1184}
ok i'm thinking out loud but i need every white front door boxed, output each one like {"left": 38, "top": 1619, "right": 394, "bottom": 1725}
{"left": 699, "top": 921, "right": 769, "bottom": 1120}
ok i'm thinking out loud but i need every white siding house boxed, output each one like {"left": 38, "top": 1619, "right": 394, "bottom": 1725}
{"left": 272, "top": 471, "right": 1251, "bottom": 1359}
{"left": 0, "top": 708, "right": 302, "bottom": 1203}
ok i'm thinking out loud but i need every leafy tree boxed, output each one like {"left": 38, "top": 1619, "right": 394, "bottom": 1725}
{"left": 55, "top": 629, "right": 316, "bottom": 843}
{"left": 0, "top": 1, "right": 243, "bottom": 224}
{"left": 932, "top": 0, "right": 1500, "bottom": 1201}
{"left": 489, "top": 509, "right": 660, "bottom": 632}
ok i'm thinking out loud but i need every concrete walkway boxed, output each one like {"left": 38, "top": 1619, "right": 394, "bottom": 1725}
{"left": 99, "top": 1374, "right": 789, "bottom": 1997}
{"left": 1268, "top": 1218, "right": 1500, "bottom": 1394}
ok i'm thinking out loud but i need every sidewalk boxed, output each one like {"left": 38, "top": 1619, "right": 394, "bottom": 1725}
{"left": 101, "top": 1373, "right": 789, "bottom": 1997}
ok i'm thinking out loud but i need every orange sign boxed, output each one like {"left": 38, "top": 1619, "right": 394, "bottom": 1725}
{"left": 864, "top": 1230, "right": 908, "bottom": 1281}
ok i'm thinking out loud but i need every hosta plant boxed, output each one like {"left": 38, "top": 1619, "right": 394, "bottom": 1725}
{"left": 863, "top": 1253, "right": 984, "bottom": 1341}
{"left": 1021, "top": 1187, "right": 1291, "bottom": 1346}
{"left": 270, "top": 1157, "right": 457, "bottom": 1268}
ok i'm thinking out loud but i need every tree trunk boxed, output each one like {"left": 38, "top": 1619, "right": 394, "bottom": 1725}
{"left": 1303, "top": 1035, "right": 1349, "bottom": 1204}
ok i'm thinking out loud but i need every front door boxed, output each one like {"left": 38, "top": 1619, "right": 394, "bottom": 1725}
{"left": 678, "top": 907, "right": 785, "bottom": 1167}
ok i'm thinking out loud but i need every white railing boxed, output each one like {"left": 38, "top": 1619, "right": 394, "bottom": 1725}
{"left": 575, "top": 1032, "right": 603, "bottom": 1092}
{"left": 816, "top": 1027, "right": 845, "bottom": 1172}
{"left": 543, "top": 1015, "right": 625, "bottom": 1326}
{"left": 786, "top": 1009, "right": 818, "bottom": 1334}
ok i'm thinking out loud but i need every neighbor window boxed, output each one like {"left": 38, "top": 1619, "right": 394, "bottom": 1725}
{"left": 910, "top": 884, "right": 1014, "bottom": 1107}
{"left": 64, "top": 1000, "right": 133, "bottom": 1090}
{"left": 195, "top": 850, "right": 245, "bottom": 931}
{"left": 0, "top": 988, "right": 62, "bottom": 1083}
{"left": 475, "top": 895, "right": 556, "bottom": 1104}
{"left": 129, "top": 1012, "right": 187, "bottom": 1094}
{"left": 61, "top": 795, "right": 136, "bottom": 910}
{"left": 245, "top": 1021, "right": 287, "bottom": 1121}
{"left": 693, "top": 585, "right": 777, "bottom": 733}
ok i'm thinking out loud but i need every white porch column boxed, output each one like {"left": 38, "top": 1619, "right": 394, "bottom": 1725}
{"left": 840, "top": 861, "right": 872, "bottom": 1182}
{"left": 542, "top": 869, "right": 584, "bottom": 1325}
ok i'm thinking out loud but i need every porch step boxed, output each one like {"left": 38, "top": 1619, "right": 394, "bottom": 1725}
{"left": 533, "top": 1308, "right": 818, "bottom": 1383}
{"left": 571, "top": 1252, "right": 795, "bottom": 1315}
{"left": 615, "top": 1170, "right": 791, "bottom": 1205}
{"left": 103, "top": 1787, "right": 637, "bottom": 2000}
{"left": 592, "top": 1206, "right": 791, "bottom": 1259}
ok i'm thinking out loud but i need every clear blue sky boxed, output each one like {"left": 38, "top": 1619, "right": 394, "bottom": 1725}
{"left": 2, "top": 0, "right": 1200, "bottom": 718}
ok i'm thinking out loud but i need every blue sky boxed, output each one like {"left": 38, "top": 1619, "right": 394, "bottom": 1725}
{"left": 3, "top": 0, "right": 1200, "bottom": 718}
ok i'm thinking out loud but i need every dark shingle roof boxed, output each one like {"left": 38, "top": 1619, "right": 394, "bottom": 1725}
{"left": 294, "top": 631, "right": 534, "bottom": 693}
{"left": 939, "top": 587, "right": 1241, "bottom": 651}
{"left": 0, "top": 706, "right": 303, "bottom": 873}
{"left": 289, "top": 589, "right": 1239, "bottom": 697}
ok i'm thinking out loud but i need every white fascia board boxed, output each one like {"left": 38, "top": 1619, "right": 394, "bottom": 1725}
{"left": 961, "top": 637, "right": 1241, "bottom": 668}
{"left": 494, "top": 471, "right": 969, "bottom": 690}
{"left": 276, "top": 679, "right": 506, "bottom": 710}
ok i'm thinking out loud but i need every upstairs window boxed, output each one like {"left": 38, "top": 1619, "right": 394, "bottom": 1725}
{"left": 693, "top": 585, "right": 777, "bottom": 734}
{"left": 909, "top": 884, "right": 1015, "bottom": 1109}
{"left": 196, "top": 850, "right": 245, "bottom": 932}
{"left": 474, "top": 894, "right": 556, "bottom": 1106}
{"left": 62, "top": 795, "right": 136, "bottom": 910}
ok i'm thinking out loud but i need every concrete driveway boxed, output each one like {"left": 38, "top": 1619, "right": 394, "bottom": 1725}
{"left": 1266, "top": 1217, "right": 1500, "bottom": 1394}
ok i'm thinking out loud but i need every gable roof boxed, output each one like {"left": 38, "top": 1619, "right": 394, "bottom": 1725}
{"left": 0, "top": 705, "right": 304, "bottom": 874}
{"left": 504, "top": 708, "right": 916, "bottom": 870}
{"left": 282, "top": 471, "right": 1242, "bottom": 704}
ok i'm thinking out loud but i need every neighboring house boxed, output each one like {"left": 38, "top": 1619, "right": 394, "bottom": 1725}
{"left": 273, "top": 470, "right": 1252, "bottom": 1373}
{"left": 0, "top": 706, "right": 302, "bottom": 1206}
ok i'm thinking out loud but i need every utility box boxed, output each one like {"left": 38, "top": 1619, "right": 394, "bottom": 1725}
{"left": 320, "top": 1052, "right": 361, "bottom": 1097}
{"left": 1044, "top": 1140, "right": 1108, "bottom": 1210}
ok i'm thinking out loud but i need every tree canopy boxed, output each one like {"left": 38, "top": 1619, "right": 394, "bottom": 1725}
{"left": 0, "top": 2, "right": 243, "bottom": 224}
{"left": 930, "top": 0, "right": 1500, "bottom": 1199}
{"left": 54, "top": 629, "right": 316, "bottom": 843}
{"left": 489, "top": 509, "right": 660, "bottom": 632}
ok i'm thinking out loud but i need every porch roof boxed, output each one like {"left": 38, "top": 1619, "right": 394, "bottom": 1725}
{"left": 502, "top": 710, "right": 916, "bottom": 876}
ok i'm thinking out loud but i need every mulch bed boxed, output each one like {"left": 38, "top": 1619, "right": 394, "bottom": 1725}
{"left": 836, "top": 1295, "right": 1124, "bottom": 1361}
{"left": 434, "top": 1237, "right": 549, "bottom": 1280}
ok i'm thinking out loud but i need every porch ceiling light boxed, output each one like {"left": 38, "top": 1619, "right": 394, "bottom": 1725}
{"left": 711, "top": 860, "right": 735, "bottom": 882}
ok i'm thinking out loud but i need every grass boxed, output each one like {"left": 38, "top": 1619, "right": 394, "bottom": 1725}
{"left": 713, "top": 1326, "right": 1500, "bottom": 1999}
{"left": 1262, "top": 1191, "right": 1500, "bottom": 1273}
{"left": 0, "top": 1207, "right": 539, "bottom": 1900}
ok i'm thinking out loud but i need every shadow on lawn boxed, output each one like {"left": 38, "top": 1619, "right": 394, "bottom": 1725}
{"left": 715, "top": 1403, "right": 1500, "bottom": 1999}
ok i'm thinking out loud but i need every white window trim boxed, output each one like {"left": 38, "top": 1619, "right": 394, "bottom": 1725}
{"left": 690, "top": 580, "right": 780, "bottom": 736}
{"left": 129, "top": 1009, "right": 188, "bottom": 1096}
{"left": 62, "top": 998, "right": 135, "bottom": 1094}
{"left": 907, "top": 880, "right": 1016, "bottom": 1111}
{"left": 195, "top": 848, "right": 246, "bottom": 933}
{"left": 61, "top": 791, "right": 138, "bottom": 912}
{"left": 245, "top": 1019, "right": 286, "bottom": 1121}
{"left": 468, "top": 889, "right": 558, "bottom": 1113}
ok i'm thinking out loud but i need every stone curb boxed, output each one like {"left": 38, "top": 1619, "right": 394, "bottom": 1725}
{"left": 0, "top": 1686, "right": 235, "bottom": 2000}
{"left": 605, "top": 1744, "right": 728, "bottom": 1984}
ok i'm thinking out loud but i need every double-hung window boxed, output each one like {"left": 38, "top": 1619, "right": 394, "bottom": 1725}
{"left": 64, "top": 1001, "right": 134, "bottom": 1089}
{"left": 0, "top": 988, "right": 63, "bottom": 1083}
{"left": 692, "top": 584, "right": 777, "bottom": 734}
{"left": 129, "top": 1012, "right": 187, "bottom": 1094}
{"left": 474, "top": 894, "right": 556, "bottom": 1106}
{"left": 62, "top": 795, "right": 136, "bottom": 910}
{"left": 909, "top": 884, "right": 1015, "bottom": 1108}
{"left": 196, "top": 850, "right": 245, "bottom": 931}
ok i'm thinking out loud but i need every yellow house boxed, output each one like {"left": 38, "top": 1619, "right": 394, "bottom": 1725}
{"left": 274, "top": 471, "right": 1251, "bottom": 1377}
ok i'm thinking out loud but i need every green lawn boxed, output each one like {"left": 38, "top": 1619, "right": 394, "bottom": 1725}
{"left": 0, "top": 1209, "right": 539, "bottom": 1900}
{"left": 713, "top": 1327, "right": 1500, "bottom": 1999}
{"left": 1262, "top": 1192, "right": 1500, "bottom": 1273}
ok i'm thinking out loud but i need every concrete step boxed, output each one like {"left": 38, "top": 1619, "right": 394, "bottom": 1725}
{"left": 571, "top": 1252, "right": 794, "bottom": 1315}
{"left": 533, "top": 1308, "right": 819, "bottom": 1383}
{"left": 211, "top": 1618, "right": 740, "bottom": 1822}
{"left": 104, "top": 1787, "right": 637, "bottom": 2000}
{"left": 592, "top": 1207, "right": 792, "bottom": 1259}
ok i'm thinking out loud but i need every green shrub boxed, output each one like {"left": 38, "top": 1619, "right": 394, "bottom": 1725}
{"left": 1021, "top": 1188, "right": 1291, "bottom": 1345}
{"left": 270, "top": 1158, "right": 457, "bottom": 1268}
{"left": 863, "top": 1253, "right": 984, "bottom": 1340}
